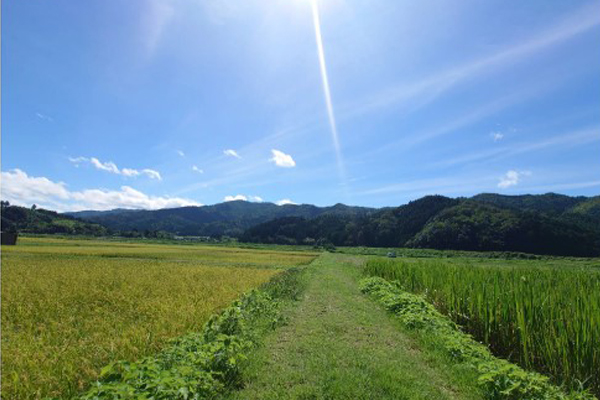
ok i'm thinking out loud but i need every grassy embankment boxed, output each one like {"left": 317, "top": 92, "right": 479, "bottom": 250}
{"left": 1, "top": 237, "right": 318, "bottom": 399}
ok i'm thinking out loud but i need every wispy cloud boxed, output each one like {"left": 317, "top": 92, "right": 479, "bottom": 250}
{"left": 521, "top": 180, "right": 600, "bottom": 192}
{"left": 491, "top": 132, "right": 504, "bottom": 142}
{"left": 431, "top": 125, "right": 600, "bottom": 169}
{"left": 140, "top": 0, "right": 175, "bottom": 57}
{"left": 269, "top": 149, "right": 296, "bottom": 168}
{"left": 342, "top": 1, "right": 600, "bottom": 119}
{"left": 177, "top": 150, "right": 185, "bottom": 157}
{"left": 35, "top": 112, "right": 54, "bottom": 122}
{"left": 275, "top": 199, "right": 297, "bottom": 206}
{"left": 363, "top": 78, "right": 557, "bottom": 159}
{"left": 500, "top": 126, "right": 600, "bottom": 158}
{"left": 360, "top": 175, "right": 492, "bottom": 197}
{"left": 1, "top": 169, "right": 200, "bottom": 211}
{"left": 201, "top": 0, "right": 243, "bottom": 25}
{"left": 498, "top": 170, "right": 531, "bottom": 189}
{"left": 223, "top": 149, "right": 241, "bottom": 159}
{"left": 192, "top": 165, "right": 204, "bottom": 173}
{"left": 69, "top": 156, "right": 162, "bottom": 180}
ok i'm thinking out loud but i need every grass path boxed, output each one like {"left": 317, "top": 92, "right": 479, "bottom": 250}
{"left": 225, "top": 253, "right": 482, "bottom": 400}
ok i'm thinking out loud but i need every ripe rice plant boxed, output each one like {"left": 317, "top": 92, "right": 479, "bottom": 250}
{"left": 365, "top": 258, "right": 600, "bottom": 396}
{"left": 12, "top": 236, "right": 318, "bottom": 268}
{"left": 1, "top": 238, "right": 317, "bottom": 400}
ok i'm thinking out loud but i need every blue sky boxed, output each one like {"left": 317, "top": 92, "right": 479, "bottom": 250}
{"left": 2, "top": 0, "right": 600, "bottom": 211}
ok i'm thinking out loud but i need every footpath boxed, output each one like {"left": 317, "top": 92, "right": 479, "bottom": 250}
{"left": 224, "top": 253, "right": 481, "bottom": 400}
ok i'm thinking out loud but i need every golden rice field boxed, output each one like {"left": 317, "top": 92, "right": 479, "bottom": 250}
{"left": 1, "top": 237, "right": 318, "bottom": 400}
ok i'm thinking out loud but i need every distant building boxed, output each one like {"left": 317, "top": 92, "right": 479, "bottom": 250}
{"left": 173, "top": 235, "right": 212, "bottom": 242}
{"left": 1, "top": 232, "right": 18, "bottom": 245}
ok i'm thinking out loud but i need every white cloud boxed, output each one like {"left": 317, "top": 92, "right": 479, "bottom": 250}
{"left": 141, "top": 169, "right": 162, "bottom": 180}
{"left": 223, "top": 194, "right": 263, "bottom": 202}
{"left": 192, "top": 165, "right": 204, "bottom": 173}
{"left": 269, "top": 149, "right": 296, "bottom": 168}
{"left": 177, "top": 150, "right": 185, "bottom": 157}
{"left": 35, "top": 112, "right": 54, "bottom": 122}
{"left": 223, "top": 149, "right": 241, "bottom": 159}
{"left": 491, "top": 132, "right": 504, "bottom": 142}
{"left": 90, "top": 157, "right": 120, "bottom": 174}
{"left": 69, "top": 156, "right": 162, "bottom": 180}
{"left": 275, "top": 199, "right": 298, "bottom": 206}
{"left": 68, "top": 156, "right": 87, "bottom": 165}
{"left": 121, "top": 168, "right": 141, "bottom": 177}
{"left": 498, "top": 170, "right": 531, "bottom": 189}
{"left": 1, "top": 169, "right": 200, "bottom": 211}
{"left": 224, "top": 194, "right": 247, "bottom": 202}
{"left": 1, "top": 169, "right": 70, "bottom": 204}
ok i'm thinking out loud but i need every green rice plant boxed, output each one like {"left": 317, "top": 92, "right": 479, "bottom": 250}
{"left": 360, "top": 276, "right": 596, "bottom": 400}
{"left": 364, "top": 258, "right": 600, "bottom": 396}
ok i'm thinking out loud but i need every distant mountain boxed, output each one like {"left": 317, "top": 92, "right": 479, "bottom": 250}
{"left": 1, "top": 202, "right": 108, "bottom": 236}
{"left": 67, "top": 201, "right": 376, "bottom": 237}
{"left": 10, "top": 192, "right": 599, "bottom": 257}
{"left": 242, "top": 194, "right": 600, "bottom": 257}
{"left": 66, "top": 208, "right": 141, "bottom": 219}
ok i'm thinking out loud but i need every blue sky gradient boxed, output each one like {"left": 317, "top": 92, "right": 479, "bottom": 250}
{"left": 2, "top": 0, "right": 600, "bottom": 210}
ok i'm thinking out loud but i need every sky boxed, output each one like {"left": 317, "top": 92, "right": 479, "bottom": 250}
{"left": 2, "top": 0, "right": 600, "bottom": 211}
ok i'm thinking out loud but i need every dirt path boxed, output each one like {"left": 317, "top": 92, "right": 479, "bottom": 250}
{"left": 224, "top": 253, "right": 482, "bottom": 400}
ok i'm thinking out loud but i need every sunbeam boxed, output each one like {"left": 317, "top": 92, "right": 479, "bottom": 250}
{"left": 309, "top": 0, "right": 348, "bottom": 192}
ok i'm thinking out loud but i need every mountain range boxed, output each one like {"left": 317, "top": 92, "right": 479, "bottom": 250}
{"left": 241, "top": 193, "right": 600, "bottom": 256}
{"left": 2, "top": 193, "right": 599, "bottom": 256}
{"left": 66, "top": 201, "right": 376, "bottom": 237}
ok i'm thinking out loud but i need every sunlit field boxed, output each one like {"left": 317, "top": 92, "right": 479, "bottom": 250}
{"left": 365, "top": 257, "right": 600, "bottom": 396}
{"left": 1, "top": 237, "right": 318, "bottom": 399}
{"left": 9, "top": 236, "right": 318, "bottom": 267}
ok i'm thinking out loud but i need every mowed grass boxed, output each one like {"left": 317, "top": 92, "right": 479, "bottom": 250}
{"left": 365, "top": 257, "right": 600, "bottom": 396}
{"left": 1, "top": 238, "right": 318, "bottom": 400}
{"left": 224, "top": 254, "right": 482, "bottom": 400}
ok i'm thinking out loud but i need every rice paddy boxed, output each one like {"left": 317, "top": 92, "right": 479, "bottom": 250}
{"left": 364, "top": 257, "right": 600, "bottom": 396}
{"left": 1, "top": 237, "right": 318, "bottom": 399}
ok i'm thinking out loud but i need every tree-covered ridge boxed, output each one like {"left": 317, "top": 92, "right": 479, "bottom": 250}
{"left": 67, "top": 201, "right": 376, "bottom": 237}
{"left": 4, "top": 193, "right": 599, "bottom": 257}
{"left": 407, "top": 201, "right": 600, "bottom": 256}
{"left": 1, "top": 202, "right": 108, "bottom": 236}
{"left": 242, "top": 194, "right": 600, "bottom": 257}
{"left": 471, "top": 192, "right": 588, "bottom": 214}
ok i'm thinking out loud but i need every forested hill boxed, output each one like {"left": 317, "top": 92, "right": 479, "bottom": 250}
{"left": 8, "top": 193, "right": 599, "bottom": 256}
{"left": 1, "top": 202, "right": 108, "bottom": 236}
{"left": 241, "top": 194, "right": 600, "bottom": 257}
{"left": 66, "top": 201, "right": 376, "bottom": 237}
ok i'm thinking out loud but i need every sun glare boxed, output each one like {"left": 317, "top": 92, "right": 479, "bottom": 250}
{"left": 309, "top": 0, "right": 347, "bottom": 192}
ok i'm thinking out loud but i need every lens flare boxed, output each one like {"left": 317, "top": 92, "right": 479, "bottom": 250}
{"left": 310, "top": 0, "right": 347, "bottom": 190}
